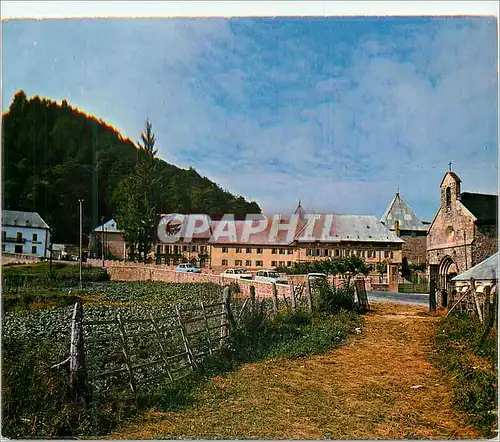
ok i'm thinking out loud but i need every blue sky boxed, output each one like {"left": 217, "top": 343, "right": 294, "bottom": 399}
{"left": 2, "top": 17, "right": 498, "bottom": 220}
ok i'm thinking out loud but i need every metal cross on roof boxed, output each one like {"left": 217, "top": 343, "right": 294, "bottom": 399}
{"left": 448, "top": 161, "right": 452, "bottom": 171}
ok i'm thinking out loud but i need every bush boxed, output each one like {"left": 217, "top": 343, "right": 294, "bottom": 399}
{"left": 433, "top": 313, "right": 497, "bottom": 437}
{"left": 312, "top": 279, "right": 356, "bottom": 315}
{"left": 2, "top": 338, "right": 90, "bottom": 438}
{"left": 227, "top": 303, "right": 360, "bottom": 362}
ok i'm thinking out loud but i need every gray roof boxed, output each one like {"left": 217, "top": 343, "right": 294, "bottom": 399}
{"left": 452, "top": 252, "right": 498, "bottom": 281}
{"left": 94, "top": 219, "right": 122, "bottom": 233}
{"left": 2, "top": 210, "right": 50, "bottom": 229}
{"left": 295, "top": 214, "right": 404, "bottom": 243}
{"left": 380, "top": 192, "right": 428, "bottom": 232}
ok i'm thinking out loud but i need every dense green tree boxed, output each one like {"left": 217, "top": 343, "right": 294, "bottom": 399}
{"left": 113, "top": 120, "right": 160, "bottom": 263}
{"left": 2, "top": 92, "right": 261, "bottom": 245}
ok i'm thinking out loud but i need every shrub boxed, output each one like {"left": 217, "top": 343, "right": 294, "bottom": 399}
{"left": 227, "top": 302, "right": 360, "bottom": 362}
{"left": 312, "top": 279, "right": 356, "bottom": 315}
{"left": 433, "top": 313, "right": 497, "bottom": 437}
{"left": 2, "top": 337, "right": 90, "bottom": 438}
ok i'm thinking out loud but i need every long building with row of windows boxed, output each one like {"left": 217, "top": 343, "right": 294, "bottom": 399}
{"left": 152, "top": 203, "right": 404, "bottom": 269}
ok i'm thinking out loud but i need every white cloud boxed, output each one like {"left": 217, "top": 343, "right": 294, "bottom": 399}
{"left": 3, "top": 18, "right": 497, "bottom": 220}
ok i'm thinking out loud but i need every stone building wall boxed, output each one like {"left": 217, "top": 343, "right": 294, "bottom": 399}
{"left": 427, "top": 174, "right": 476, "bottom": 271}
{"left": 400, "top": 234, "right": 427, "bottom": 266}
{"left": 472, "top": 224, "right": 498, "bottom": 266}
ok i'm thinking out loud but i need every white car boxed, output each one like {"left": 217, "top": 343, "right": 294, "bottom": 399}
{"left": 222, "top": 268, "right": 253, "bottom": 280}
{"left": 255, "top": 269, "right": 288, "bottom": 284}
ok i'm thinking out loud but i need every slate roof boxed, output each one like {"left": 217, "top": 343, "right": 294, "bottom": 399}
{"left": 93, "top": 219, "right": 122, "bottom": 233}
{"left": 452, "top": 252, "right": 498, "bottom": 281}
{"left": 380, "top": 193, "right": 428, "bottom": 232}
{"left": 156, "top": 209, "right": 404, "bottom": 246}
{"left": 295, "top": 214, "right": 404, "bottom": 244}
{"left": 459, "top": 192, "right": 497, "bottom": 224}
{"left": 2, "top": 210, "right": 50, "bottom": 229}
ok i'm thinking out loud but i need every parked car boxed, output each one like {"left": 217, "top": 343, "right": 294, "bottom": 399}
{"left": 221, "top": 268, "right": 253, "bottom": 280}
{"left": 255, "top": 269, "right": 288, "bottom": 284}
{"left": 175, "top": 263, "right": 202, "bottom": 273}
{"left": 307, "top": 273, "right": 328, "bottom": 281}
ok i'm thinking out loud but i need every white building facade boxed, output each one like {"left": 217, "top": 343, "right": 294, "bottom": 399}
{"left": 1, "top": 210, "right": 50, "bottom": 258}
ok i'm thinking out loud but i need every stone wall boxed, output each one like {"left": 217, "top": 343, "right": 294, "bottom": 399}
{"left": 400, "top": 234, "right": 427, "bottom": 266}
{"left": 472, "top": 224, "right": 498, "bottom": 266}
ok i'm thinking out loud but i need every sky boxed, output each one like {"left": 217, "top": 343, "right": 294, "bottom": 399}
{"left": 2, "top": 12, "right": 498, "bottom": 221}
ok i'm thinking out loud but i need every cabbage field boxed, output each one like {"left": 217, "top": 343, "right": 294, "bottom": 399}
{"left": 2, "top": 280, "right": 234, "bottom": 438}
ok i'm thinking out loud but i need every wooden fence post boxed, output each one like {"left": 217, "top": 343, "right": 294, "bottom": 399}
{"left": 250, "top": 285, "right": 256, "bottom": 311}
{"left": 176, "top": 305, "right": 197, "bottom": 370}
{"left": 149, "top": 313, "right": 175, "bottom": 382}
{"left": 306, "top": 276, "right": 313, "bottom": 313}
{"left": 429, "top": 280, "right": 436, "bottom": 312}
{"left": 69, "top": 302, "right": 88, "bottom": 400}
{"left": 289, "top": 282, "right": 296, "bottom": 310}
{"left": 271, "top": 282, "right": 279, "bottom": 312}
{"left": 200, "top": 301, "right": 214, "bottom": 357}
{"left": 471, "top": 278, "right": 483, "bottom": 323}
{"left": 116, "top": 313, "right": 137, "bottom": 394}
{"left": 220, "top": 287, "right": 234, "bottom": 346}
{"left": 225, "top": 286, "right": 235, "bottom": 328}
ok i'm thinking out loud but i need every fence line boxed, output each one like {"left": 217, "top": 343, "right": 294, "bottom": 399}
{"left": 54, "top": 293, "right": 233, "bottom": 398}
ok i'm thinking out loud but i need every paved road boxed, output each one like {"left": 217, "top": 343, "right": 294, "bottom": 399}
{"left": 367, "top": 290, "right": 429, "bottom": 306}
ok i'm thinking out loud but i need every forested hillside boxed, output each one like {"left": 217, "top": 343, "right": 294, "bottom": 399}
{"left": 2, "top": 91, "right": 261, "bottom": 244}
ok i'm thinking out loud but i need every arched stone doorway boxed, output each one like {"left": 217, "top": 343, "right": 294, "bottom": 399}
{"left": 438, "top": 256, "right": 458, "bottom": 307}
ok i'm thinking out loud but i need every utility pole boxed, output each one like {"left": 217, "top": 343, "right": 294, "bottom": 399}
{"left": 79, "top": 199, "right": 83, "bottom": 289}
{"left": 101, "top": 216, "right": 105, "bottom": 267}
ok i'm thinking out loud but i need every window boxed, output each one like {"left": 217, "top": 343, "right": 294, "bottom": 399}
{"left": 32, "top": 233, "right": 38, "bottom": 241}
{"left": 271, "top": 261, "right": 277, "bottom": 267}
{"left": 245, "top": 260, "right": 252, "bottom": 266}
{"left": 165, "top": 245, "right": 171, "bottom": 254}
{"left": 322, "top": 249, "right": 328, "bottom": 257}
{"left": 2, "top": 231, "right": 5, "bottom": 241}
{"left": 236, "top": 247, "right": 242, "bottom": 253}
{"left": 279, "top": 248, "right": 285, "bottom": 254}
{"left": 16, "top": 232, "right": 22, "bottom": 243}
{"left": 279, "top": 261, "right": 285, "bottom": 266}
{"left": 256, "top": 248, "right": 263, "bottom": 254}
{"left": 335, "top": 249, "right": 340, "bottom": 257}
{"left": 182, "top": 246, "right": 188, "bottom": 252}
{"left": 246, "top": 248, "right": 252, "bottom": 253}
{"left": 235, "top": 260, "right": 242, "bottom": 266}
{"left": 315, "top": 249, "right": 321, "bottom": 256}
{"left": 222, "top": 259, "right": 228, "bottom": 266}
{"left": 15, "top": 245, "right": 22, "bottom": 253}
{"left": 271, "top": 248, "right": 277, "bottom": 254}
{"left": 199, "top": 246, "right": 206, "bottom": 254}
{"left": 156, "top": 245, "right": 162, "bottom": 254}
{"left": 367, "top": 250, "right": 374, "bottom": 258}
{"left": 446, "top": 226, "right": 455, "bottom": 242}
{"left": 306, "top": 249, "right": 313, "bottom": 256}
{"left": 255, "top": 260, "right": 263, "bottom": 267}
{"left": 287, "top": 249, "right": 293, "bottom": 255}
{"left": 384, "top": 250, "right": 392, "bottom": 259}
{"left": 287, "top": 261, "right": 292, "bottom": 267}
{"left": 222, "top": 247, "right": 228, "bottom": 253}
{"left": 191, "top": 245, "right": 197, "bottom": 252}
{"left": 446, "top": 186, "right": 451, "bottom": 207}
{"left": 31, "top": 246, "right": 37, "bottom": 254}
{"left": 1, "top": 244, "right": 4, "bottom": 252}
{"left": 174, "top": 245, "right": 179, "bottom": 254}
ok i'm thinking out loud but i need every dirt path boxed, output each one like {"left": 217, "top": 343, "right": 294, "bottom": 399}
{"left": 110, "top": 303, "right": 480, "bottom": 440}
